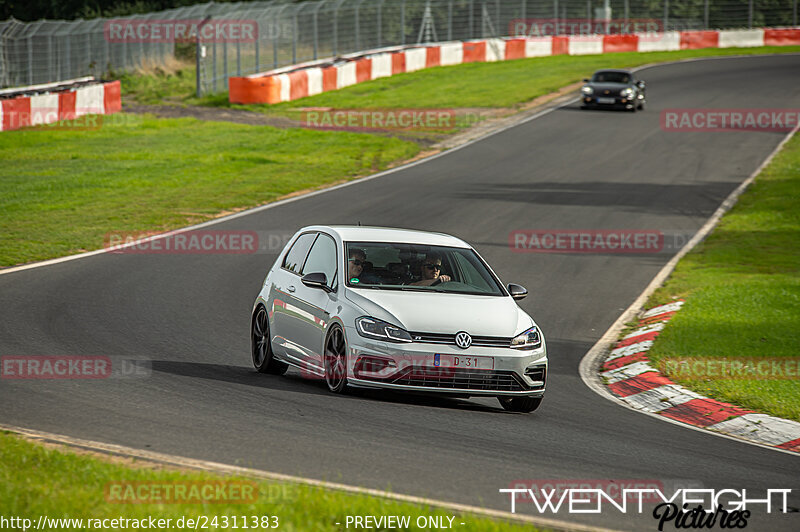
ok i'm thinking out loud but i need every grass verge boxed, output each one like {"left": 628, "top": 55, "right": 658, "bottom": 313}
{"left": 645, "top": 133, "right": 800, "bottom": 422}
{"left": 119, "top": 46, "right": 800, "bottom": 111}
{"left": 0, "top": 431, "right": 541, "bottom": 531}
{"left": 0, "top": 116, "right": 418, "bottom": 267}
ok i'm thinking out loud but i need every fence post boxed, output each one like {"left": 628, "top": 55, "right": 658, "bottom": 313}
{"left": 663, "top": 0, "right": 669, "bottom": 33}
{"left": 196, "top": 16, "right": 211, "bottom": 98}
{"left": 469, "top": 0, "right": 473, "bottom": 38}
{"left": 377, "top": 0, "right": 384, "bottom": 47}
{"left": 401, "top": 0, "right": 406, "bottom": 45}
{"left": 704, "top": 0, "right": 709, "bottom": 29}
{"left": 27, "top": 36, "right": 33, "bottom": 85}
{"left": 313, "top": 6, "right": 318, "bottom": 59}
{"left": 213, "top": 41, "right": 218, "bottom": 93}
{"left": 333, "top": 2, "right": 339, "bottom": 55}
{"left": 355, "top": 0, "right": 362, "bottom": 51}
{"left": 496, "top": 0, "right": 500, "bottom": 37}
{"left": 292, "top": 12, "right": 297, "bottom": 64}
{"left": 748, "top": 0, "right": 753, "bottom": 28}
{"left": 794, "top": 0, "right": 798, "bottom": 26}
{"left": 448, "top": 0, "right": 453, "bottom": 41}
{"left": 553, "top": 0, "right": 558, "bottom": 35}
{"left": 624, "top": 0, "right": 629, "bottom": 23}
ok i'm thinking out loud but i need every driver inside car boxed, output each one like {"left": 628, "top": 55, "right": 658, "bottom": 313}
{"left": 410, "top": 253, "right": 451, "bottom": 286}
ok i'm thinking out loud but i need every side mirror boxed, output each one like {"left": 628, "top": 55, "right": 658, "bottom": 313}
{"left": 637, "top": 80, "right": 645, "bottom": 88}
{"left": 507, "top": 283, "right": 528, "bottom": 301}
{"left": 582, "top": 78, "right": 589, "bottom": 83}
{"left": 301, "top": 272, "right": 330, "bottom": 291}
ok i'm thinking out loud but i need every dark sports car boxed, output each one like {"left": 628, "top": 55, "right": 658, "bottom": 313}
{"left": 580, "top": 69, "right": 646, "bottom": 112}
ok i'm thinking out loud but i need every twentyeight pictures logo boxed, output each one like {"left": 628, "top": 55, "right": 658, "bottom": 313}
{"left": 500, "top": 485, "right": 794, "bottom": 530}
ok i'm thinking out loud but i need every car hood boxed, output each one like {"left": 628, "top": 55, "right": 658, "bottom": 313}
{"left": 345, "top": 289, "right": 533, "bottom": 337}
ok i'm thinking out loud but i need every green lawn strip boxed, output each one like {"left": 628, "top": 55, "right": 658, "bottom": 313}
{"left": 644, "top": 134, "right": 800, "bottom": 422}
{"left": 0, "top": 432, "right": 542, "bottom": 532}
{"left": 0, "top": 116, "right": 418, "bottom": 267}
{"left": 118, "top": 46, "right": 800, "bottom": 113}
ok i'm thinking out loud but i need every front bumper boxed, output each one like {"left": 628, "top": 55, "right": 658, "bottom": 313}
{"left": 344, "top": 326, "right": 547, "bottom": 397}
{"left": 582, "top": 96, "right": 635, "bottom": 109}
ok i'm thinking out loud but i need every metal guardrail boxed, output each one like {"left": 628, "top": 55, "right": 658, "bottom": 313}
{"left": 0, "top": 0, "right": 798, "bottom": 92}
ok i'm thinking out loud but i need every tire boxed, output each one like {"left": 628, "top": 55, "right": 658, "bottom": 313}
{"left": 498, "top": 396, "right": 543, "bottom": 413}
{"left": 638, "top": 100, "right": 645, "bottom": 111}
{"left": 251, "top": 306, "right": 288, "bottom": 375}
{"left": 324, "top": 324, "right": 348, "bottom": 394}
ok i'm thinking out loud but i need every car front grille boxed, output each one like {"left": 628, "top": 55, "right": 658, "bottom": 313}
{"left": 409, "top": 331, "right": 512, "bottom": 348}
{"left": 389, "top": 366, "right": 528, "bottom": 392}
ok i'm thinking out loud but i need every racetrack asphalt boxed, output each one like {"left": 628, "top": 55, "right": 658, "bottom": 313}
{"left": 2, "top": 54, "right": 799, "bottom": 531}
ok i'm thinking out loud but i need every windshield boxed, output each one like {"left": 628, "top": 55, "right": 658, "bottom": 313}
{"left": 591, "top": 71, "right": 631, "bottom": 84}
{"left": 345, "top": 242, "right": 505, "bottom": 296}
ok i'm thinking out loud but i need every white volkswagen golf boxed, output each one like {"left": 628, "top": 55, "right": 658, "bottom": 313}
{"left": 251, "top": 226, "right": 548, "bottom": 412}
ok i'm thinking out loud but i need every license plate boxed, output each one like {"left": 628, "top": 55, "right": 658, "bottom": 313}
{"left": 434, "top": 354, "right": 494, "bottom": 370}
{"left": 597, "top": 97, "right": 615, "bottom": 104}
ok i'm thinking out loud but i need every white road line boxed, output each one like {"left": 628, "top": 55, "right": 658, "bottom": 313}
{"left": 0, "top": 423, "right": 617, "bottom": 532}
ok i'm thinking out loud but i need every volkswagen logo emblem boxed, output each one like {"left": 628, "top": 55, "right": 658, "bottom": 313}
{"left": 455, "top": 331, "right": 472, "bottom": 349}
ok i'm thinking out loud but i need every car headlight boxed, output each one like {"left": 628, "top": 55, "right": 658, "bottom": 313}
{"left": 621, "top": 88, "right": 634, "bottom": 97}
{"left": 510, "top": 326, "right": 542, "bottom": 350}
{"left": 581, "top": 86, "right": 593, "bottom": 95}
{"left": 356, "top": 317, "right": 413, "bottom": 343}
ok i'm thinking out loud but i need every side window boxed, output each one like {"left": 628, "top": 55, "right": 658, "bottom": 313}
{"left": 452, "top": 252, "right": 493, "bottom": 291}
{"left": 282, "top": 233, "right": 317, "bottom": 274}
{"left": 301, "top": 234, "right": 337, "bottom": 288}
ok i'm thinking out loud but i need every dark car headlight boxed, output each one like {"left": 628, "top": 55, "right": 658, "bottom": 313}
{"left": 356, "top": 317, "right": 413, "bottom": 343}
{"left": 510, "top": 326, "right": 542, "bottom": 350}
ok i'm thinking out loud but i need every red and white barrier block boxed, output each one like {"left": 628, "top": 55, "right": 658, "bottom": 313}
{"left": 0, "top": 78, "right": 122, "bottom": 132}
{"left": 601, "top": 301, "right": 800, "bottom": 453}
{"left": 229, "top": 28, "right": 800, "bottom": 105}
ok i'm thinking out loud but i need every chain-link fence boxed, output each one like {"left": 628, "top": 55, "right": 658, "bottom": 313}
{"left": 1, "top": 0, "right": 798, "bottom": 93}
